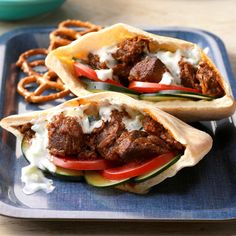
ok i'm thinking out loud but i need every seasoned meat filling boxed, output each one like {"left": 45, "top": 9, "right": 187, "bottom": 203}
{"left": 87, "top": 53, "right": 107, "bottom": 70}
{"left": 15, "top": 122, "right": 35, "bottom": 139}
{"left": 110, "top": 131, "right": 170, "bottom": 163}
{"left": 196, "top": 62, "right": 225, "bottom": 97}
{"left": 129, "top": 56, "right": 167, "bottom": 83}
{"left": 179, "top": 60, "right": 200, "bottom": 90}
{"left": 96, "top": 110, "right": 126, "bottom": 159}
{"left": 142, "top": 116, "right": 184, "bottom": 152}
{"left": 46, "top": 109, "right": 184, "bottom": 164}
{"left": 85, "top": 36, "right": 225, "bottom": 97}
{"left": 112, "top": 36, "right": 149, "bottom": 85}
{"left": 112, "top": 63, "right": 133, "bottom": 86}
{"left": 112, "top": 36, "right": 149, "bottom": 64}
{"left": 87, "top": 36, "right": 150, "bottom": 86}
{"left": 179, "top": 60, "right": 224, "bottom": 97}
{"left": 47, "top": 113, "right": 84, "bottom": 157}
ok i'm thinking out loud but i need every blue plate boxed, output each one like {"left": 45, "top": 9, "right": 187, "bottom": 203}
{"left": 0, "top": 27, "right": 236, "bottom": 220}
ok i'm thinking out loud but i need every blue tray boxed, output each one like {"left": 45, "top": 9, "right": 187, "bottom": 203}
{"left": 0, "top": 26, "right": 236, "bottom": 220}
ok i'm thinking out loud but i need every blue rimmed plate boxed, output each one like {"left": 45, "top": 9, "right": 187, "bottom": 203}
{"left": 0, "top": 26, "right": 235, "bottom": 220}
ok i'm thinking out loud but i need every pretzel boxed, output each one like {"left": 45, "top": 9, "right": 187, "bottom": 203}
{"left": 16, "top": 47, "right": 71, "bottom": 103}
{"left": 16, "top": 19, "right": 101, "bottom": 103}
{"left": 49, "top": 20, "right": 102, "bottom": 51}
{"left": 17, "top": 71, "right": 70, "bottom": 103}
{"left": 16, "top": 48, "right": 48, "bottom": 76}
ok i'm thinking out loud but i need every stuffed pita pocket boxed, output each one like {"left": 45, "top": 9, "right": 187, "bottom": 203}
{"left": 46, "top": 23, "right": 235, "bottom": 122}
{"left": 0, "top": 92, "right": 212, "bottom": 194}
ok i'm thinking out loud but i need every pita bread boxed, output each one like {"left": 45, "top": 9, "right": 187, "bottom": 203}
{"left": 45, "top": 23, "right": 235, "bottom": 122}
{"left": 0, "top": 92, "right": 212, "bottom": 194}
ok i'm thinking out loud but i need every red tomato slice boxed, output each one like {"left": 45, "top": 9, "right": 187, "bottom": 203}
{"left": 74, "top": 62, "right": 99, "bottom": 81}
{"left": 102, "top": 79, "right": 123, "bottom": 87}
{"left": 128, "top": 81, "right": 200, "bottom": 93}
{"left": 74, "top": 62, "right": 123, "bottom": 87}
{"left": 52, "top": 156, "right": 110, "bottom": 170}
{"left": 101, "top": 152, "right": 176, "bottom": 180}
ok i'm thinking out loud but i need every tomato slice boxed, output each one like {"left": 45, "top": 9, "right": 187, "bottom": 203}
{"left": 74, "top": 62, "right": 123, "bottom": 86}
{"left": 52, "top": 156, "right": 110, "bottom": 170}
{"left": 101, "top": 152, "right": 176, "bottom": 180}
{"left": 74, "top": 62, "right": 99, "bottom": 81}
{"left": 128, "top": 81, "right": 200, "bottom": 93}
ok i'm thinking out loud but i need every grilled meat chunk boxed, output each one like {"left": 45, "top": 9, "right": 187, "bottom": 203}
{"left": 196, "top": 62, "right": 225, "bottom": 97}
{"left": 179, "top": 60, "right": 201, "bottom": 90}
{"left": 87, "top": 53, "right": 107, "bottom": 69}
{"left": 179, "top": 60, "right": 224, "bottom": 97}
{"left": 15, "top": 122, "right": 35, "bottom": 140}
{"left": 108, "top": 130, "right": 170, "bottom": 163}
{"left": 111, "top": 36, "right": 150, "bottom": 85}
{"left": 47, "top": 113, "right": 84, "bottom": 157}
{"left": 96, "top": 110, "right": 126, "bottom": 159}
{"left": 129, "top": 56, "right": 167, "bottom": 83}
{"left": 112, "top": 36, "right": 149, "bottom": 64}
{"left": 142, "top": 116, "right": 184, "bottom": 152}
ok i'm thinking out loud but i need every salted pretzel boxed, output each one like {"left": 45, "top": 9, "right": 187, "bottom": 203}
{"left": 16, "top": 48, "right": 48, "bottom": 76}
{"left": 16, "top": 48, "right": 70, "bottom": 103}
{"left": 16, "top": 20, "right": 101, "bottom": 103}
{"left": 49, "top": 20, "right": 102, "bottom": 51}
{"left": 17, "top": 71, "right": 70, "bottom": 103}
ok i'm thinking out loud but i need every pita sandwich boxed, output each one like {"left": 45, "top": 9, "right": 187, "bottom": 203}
{"left": 0, "top": 92, "right": 212, "bottom": 194}
{"left": 45, "top": 23, "right": 235, "bottom": 122}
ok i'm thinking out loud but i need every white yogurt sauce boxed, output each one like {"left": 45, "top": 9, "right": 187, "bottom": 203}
{"left": 182, "top": 45, "right": 201, "bottom": 65}
{"left": 21, "top": 165, "right": 55, "bottom": 195}
{"left": 159, "top": 72, "right": 178, "bottom": 85}
{"left": 94, "top": 45, "right": 118, "bottom": 68}
{"left": 99, "top": 105, "right": 121, "bottom": 122}
{"left": 152, "top": 45, "right": 201, "bottom": 85}
{"left": 80, "top": 117, "right": 103, "bottom": 134}
{"left": 22, "top": 120, "right": 56, "bottom": 195}
{"left": 155, "top": 50, "right": 182, "bottom": 79}
{"left": 122, "top": 115, "right": 142, "bottom": 131}
{"left": 24, "top": 121, "right": 55, "bottom": 172}
{"left": 95, "top": 68, "right": 113, "bottom": 81}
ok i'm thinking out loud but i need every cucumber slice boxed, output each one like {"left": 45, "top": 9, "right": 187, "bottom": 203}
{"left": 21, "top": 136, "right": 83, "bottom": 180}
{"left": 141, "top": 90, "right": 215, "bottom": 101}
{"left": 140, "top": 93, "right": 189, "bottom": 102}
{"left": 157, "top": 90, "right": 215, "bottom": 100}
{"left": 134, "top": 154, "right": 181, "bottom": 183}
{"left": 85, "top": 171, "right": 129, "bottom": 187}
{"left": 81, "top": 78, "right": 139, "bottom": 95}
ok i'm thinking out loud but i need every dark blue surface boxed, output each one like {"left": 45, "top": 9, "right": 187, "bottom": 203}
{"left": 0, "top": 27, "right": 236, "bottom": 220}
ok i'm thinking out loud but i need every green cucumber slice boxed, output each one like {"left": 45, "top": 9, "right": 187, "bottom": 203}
{"left": 157, "top": 90, "right": 215, "bottom": 100}
{"left": 21, "top": 136, "right": 83, "bottom": 180}
{"left": 81, "top": 78, "right": 139, "bottom": 95}
{"left": 140, "top": 93, "right": 189, "bottom": 102}
{"left": 140, "top": 90, "right": 215, "bottom": 101}
{"left": 134, "top": 154, "right": 181, "bottom": 183}
{"left": 85, "top": 171, "right": 129, "bottom": 187}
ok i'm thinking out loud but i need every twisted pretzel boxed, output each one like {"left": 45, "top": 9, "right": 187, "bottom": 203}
{"left": 17, "top": 71, "right": 70, "bottom": 103}
{"left": 16, "top": 48, "right": 48, "bottom": 76}
{"left": 49, "top": 20, "right": 101, "bottom": 51}
{"left": 16, "top": 19, "right": 101, "bottom": 103}
{"left": 58, "top": 20, "right": 102, "bottom": 36}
